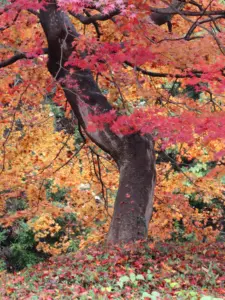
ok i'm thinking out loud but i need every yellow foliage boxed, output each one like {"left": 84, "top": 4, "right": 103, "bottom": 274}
{"left": 1, "top": 2, "right": 225, "bottom": 252}
{"left": 28, "top": 213, "right": 70, "bottom": 255}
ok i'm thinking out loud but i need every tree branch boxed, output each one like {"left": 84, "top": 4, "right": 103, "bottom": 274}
{"left": 150, "top": 8, "right": 225, "bottom": 17}
{"left": 0, "top": 48, "right": 48, "bottom": 68}
{"left": 124, "top": 61, "right": 202, "bottom": 79}
{"left": 69, "top": 8, "right": 120, "bottom": 24}
{"left": 0, "top": 11, "right": 20, "bottom": 32}
{"left": 185, "top": 15, "right": 224, "bottom": 40}
{"left": 39, "top": 1, "right": 122, "bottom": 161}
{"left": 83, "top": 9, "right": 102, "bottom": 39}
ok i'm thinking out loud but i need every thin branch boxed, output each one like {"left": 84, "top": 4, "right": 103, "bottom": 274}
{"left": 89, "top": 147, "right": 112, "bottom": 218}
{"left": 69, "top": 8, "right": 120, "bottom": 24}
{"left": 84, "top": 9, "right": 102, "bottom": 40}
{"left": 0, "top": 48, "right": 48, "bottom": 68}
{"left": 0, "top": 52, "right": 27, "bottom": 68}
{"left": 53, "top": 142, "right": 85, "bottom": 174}
{"left": 0, "top": 11, "right": 20, "bottom": 32}
{"left": 0, "top": 110, "right": 17, "bottom": 174}
{"left": 150, "top": 8, "right": 225, "bottom": 17}
{"left": 0, "top": 86, "right": 29, "bottom": 173}
{"left": 181, "top": 10, "right": 225, "bottom": 16}
{"left": 184, "top": 0, "right": 222, "bottom": 40}
{"left": 188, "top": 0, "right": 203, "bottom": 11}
{"left": 159, "top": 1, "right": 225, "bottom": 55}
{"left": 185, "top": 15, "right": 224, "bottom": 40}
{"left": 40, "top": 134, "right": 72, "bottom": 173}
{"left": 187, "top": 0, "right": 213, "bottom": 38}
{"left": 161, "top": 151, "right": 200, "bottom": 188}
{"left": 124, "top": 61, "right": 202, "bottom": 79}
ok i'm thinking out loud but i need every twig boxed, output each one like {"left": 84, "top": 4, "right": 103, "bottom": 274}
{"left": 53, "top": 142, "right": 85, "bottom": 174}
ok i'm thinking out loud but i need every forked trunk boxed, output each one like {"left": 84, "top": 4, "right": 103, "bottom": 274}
{"left": 40, "top": 1, "right": 156, "bottom": 244}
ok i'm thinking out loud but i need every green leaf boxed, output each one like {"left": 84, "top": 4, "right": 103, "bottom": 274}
{"left": 119, "top": 275, "right": 130, "bottom": 283}
{"left": 101, "top": 287, "right": 112, "bottom": 292}
{"left": 142, "top": 292, "right": 152, "bottom": 299}
{"left": 142, "top": 291, "right": 161, "bottom": 300}
{"left": 0, "top": 230, "right": 7, "bottom": 244}
{"left": 87, "top": 255, "right": 94, "bottom": 261}
{"left": 117, "top": 282, "right": 123, "bottom": 289}
{"left": 200, "top": 297, "right": 223, "bottom": 300}
{"left": 30, "top": 296, "right": 39, "bottom": 300}
{"left": 150, "top": 291, "right": 161, "bottom": 300}
{"left": 117, "top": 275, "right": 130, "bottom": 289}
{"left": 129, "top": 273, "right": 136, "bottom": 282}
{"left": 221, "top": 175, "right": 225, "bottom": 184}
{"left": 169, "top": 282, "right": 180, "bottom": 288}
{"left": 136, "top": 274, "right": 145, "bottom": 281}
{"left": 147, "top": 271, "right": 153, "bottom": 281}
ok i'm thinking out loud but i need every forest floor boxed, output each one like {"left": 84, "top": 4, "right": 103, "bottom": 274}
{"left": 0, "top": 241, "right": 224, "bottom": 299}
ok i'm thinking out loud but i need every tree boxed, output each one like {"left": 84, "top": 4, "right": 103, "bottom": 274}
{"left": 1, "top": 0, "right": 225, "bottom": 244}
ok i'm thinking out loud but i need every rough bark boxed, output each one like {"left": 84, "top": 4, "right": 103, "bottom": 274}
{"left": 107, "top": 134, "right": 156, "bottom": 243}
{"left": 39, "top": 1, "right": 156, "bottom": 244}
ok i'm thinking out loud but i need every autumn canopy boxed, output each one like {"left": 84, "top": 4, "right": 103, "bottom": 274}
{"left": 0, "top": 0, "right": 225, "bottom": 251}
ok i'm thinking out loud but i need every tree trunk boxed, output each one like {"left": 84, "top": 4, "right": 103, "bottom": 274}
{"left": 39, "top": 1, "right": 156, "bottom": 244}
{"left": 107, "top": 134, "right": 156, "bottom": 244}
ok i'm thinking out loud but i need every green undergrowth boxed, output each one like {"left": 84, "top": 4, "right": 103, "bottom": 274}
{"left": 0, "top": 241, "right": 224, "bottom": 299}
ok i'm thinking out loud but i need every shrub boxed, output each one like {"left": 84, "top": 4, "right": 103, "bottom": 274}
{"left": 0, "top": 221, "right": 44, "bottom": 272}
{"left": 0, "top": 183, "right": 85, "bottom": 271}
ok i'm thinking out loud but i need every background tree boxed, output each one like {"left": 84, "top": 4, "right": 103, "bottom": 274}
{"left": 0, "top": 0, "right": 225, "bottom": 247}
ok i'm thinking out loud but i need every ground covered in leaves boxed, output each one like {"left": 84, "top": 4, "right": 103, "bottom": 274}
{"left": 0, "top": 242, "right": 224, "bottom": 299}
